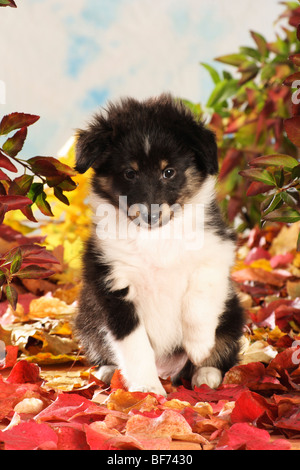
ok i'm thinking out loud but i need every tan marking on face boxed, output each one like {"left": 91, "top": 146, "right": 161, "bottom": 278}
{"left": 96, "top": 175, "right": 119, "bottom": 206}
{"left": 130, "top": 161, "right": 139, "bottom": 171}
{"left": 176, "top": 167, "right": 202, "bottom": 205}
{"left": 160, "top": 159, "right": 169, "bottom": 171}
{"left": 97, "top": 175, "right": 113, "bottom": 193}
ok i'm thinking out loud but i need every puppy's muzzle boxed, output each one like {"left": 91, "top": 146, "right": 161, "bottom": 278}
{"left": 139, "top": 206, "right": 160, "bottom": 225}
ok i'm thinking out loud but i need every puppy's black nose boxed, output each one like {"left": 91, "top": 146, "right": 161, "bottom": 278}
{"left": 150, "top": 211, "right": 160, "bottom": 225}
{"left": 139, "top": 206, "right": 160, "bottom": 225}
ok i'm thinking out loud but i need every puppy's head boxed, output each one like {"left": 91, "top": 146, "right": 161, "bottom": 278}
{"left": 75, "top": 94, "right": 218, "bottom": 228}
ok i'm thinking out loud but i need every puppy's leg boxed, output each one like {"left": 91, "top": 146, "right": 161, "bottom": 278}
{"left": 181, "top": 267, "right": 231, "bottom": 388}
{"left": 93, "top": 365, "right": 116, "bottom": 384}
{"left": 110, "top": 323, "right": 167, "bottom": 396}
{"left": 192, "top": 291, "right": 245, "bottom": 388}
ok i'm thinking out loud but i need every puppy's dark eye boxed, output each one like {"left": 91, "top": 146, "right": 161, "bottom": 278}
{"left": 124, "top": 169, "right": 137, "bottom": 181}
{"left": 162, "top": 168, "right": 176, "bottom": 179}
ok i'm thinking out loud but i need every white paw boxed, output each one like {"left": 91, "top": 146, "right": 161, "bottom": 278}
{"left": 128, "top": 382, "right": 167, "bottom": 397}
{"left": 192, "top": 366, "right": 222, "bottom": 389}
{"left": 93, "top": 365, "right": 116, "bottom": 384}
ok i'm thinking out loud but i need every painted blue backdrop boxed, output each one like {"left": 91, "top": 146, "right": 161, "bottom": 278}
{"left": 1, "top": 0, "right": 283, "bottom": 157}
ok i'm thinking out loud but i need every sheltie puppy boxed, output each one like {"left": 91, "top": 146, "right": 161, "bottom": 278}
{"left": 74, "top": 94, "right": 245, "bottom": 396}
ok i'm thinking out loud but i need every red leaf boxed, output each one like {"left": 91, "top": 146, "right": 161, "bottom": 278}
{"left": 168, "top": 384, "right": 246, "bottom": 404}
{"left": 20, "top": 204, "right": 38, "bottom": 223}
{"left": 27, "top": 156, "right": 77, "bottom": 177}
{"left": 0, "top": 113, "right": 39, "bottom": 136}
{"left": 6, "top": 360, "right": 42, "bottom": 384}
{"left": 244, "top": 247, "right": 271, "bottom": 265}
{"left": 223, "top": 362, "right": 285, "bottom": 392}
{"left": 35, "top": 393, "right": 101, "bottom": 422}
{"left": 246, "top": 181, "right": 274, "bottom": 196}
{"left": 53, "top": 424, "right": 89, "bottom": 450}
{"left": 0, "top": 224, "right": 45, "bottom": 244}
{"left": 255, "top": 299, "right": 292, "bottom": 324}
{"left": 0, "top": 150, "right": 18, "bottom": 172}
{"left": 289, "top": 53, "right": 300, "bottom": 67}
{"left": 0, "top": 195, "right": 32, "bottom": 212}
{"left": 268, "top": 347, "right": 299, "bottom": 373}
{"left": 84, "top": 424, "right": 145, "bottom": 450}
{"left": 2, "top": 127, "right": 27, "bottom": 157}
{"left": 216, "top": 423, "right": 291, "bottom": 450}
{"left": 231, "top": 267, "right": 288, "bottom": 287}
{"left": 16, "top": 265, "right": 55, "bottom": 279}
{"left": 230, "top": 389, "right": 277, "bottom": 424}
{"left": 274, "top": 406, "right": 300, "bottom": 432}
{"left": 274, "top": 306, "right": 300, "bottom": 332}
{"left": 284, "top": 116, "right": 300, "bottom": 147}
{"left": 270, "top": 253, "right": 294, "bottom": 268}
{"left": 0, "top": 421, "right": 58, "bottom": 450}
{"left": 219, "top": 149, "right": 242, "bottom": 180}
{"left": 0, "top": 345, "right": 18, "bottom": 370}
{"left": 7, "top": 244, "right": 60, "bottom": 265}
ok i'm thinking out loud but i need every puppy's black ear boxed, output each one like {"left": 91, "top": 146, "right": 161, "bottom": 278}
{"left": 75, "top": 114, "right": 113, "bottom": 174}
{"left": 196, "top": 126, "right": 218, "bottom": 175}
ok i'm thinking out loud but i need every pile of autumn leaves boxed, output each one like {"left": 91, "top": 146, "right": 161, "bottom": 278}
{"left": 1, "top": 223, "right": 300, "bottom": 450}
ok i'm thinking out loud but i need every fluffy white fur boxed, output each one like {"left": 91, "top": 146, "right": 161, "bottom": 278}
{"left": 90, "top": 176, "right": 235, "bottom": 392}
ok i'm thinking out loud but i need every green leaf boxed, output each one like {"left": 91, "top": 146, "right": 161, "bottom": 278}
{"left": 261, "top": 193, "right": 283, "bottom": 216}
{"left": 0, "top": 113, "right": 39, "bottom": 136}
{"left": 281, "top": 188, "right": 300, "bottom": 209}
{"left": 4, "top": 284, "right": 18, "bottom": 310}
{"left": 215, "top": 53, "right": 247, "bottom": 66}
{"left": 274, "top": 169, "right": 285, "bottom": 188}
{"left": 8, "top": 174, "right": 34, "bottom": 196}
{"left": 35, "top": 191, "right": 54, "bottom": 217}
{"left": 263, "top": 208, "right": 300, "bottom": 223}
{"left": 200, "top": 62, "right": 220, "bottom": 84}
{"left": 0, "top": 0, "right": 17, "bottom": 7}
{"left": 206, "top": 79, "right": 239, "bottom": 108}
{"left": 250, "top": 31, "right": 268, "bottom": 57}
{"left": 54, "top": 186, "right": 70, "bottom": 206}
{"left": 239, "top": 168, "right": 276, "bottom": 186}
{"left": 260, "top": 63, "right": 276, "bottom": 81}
{"left": 180, "top": 100, "right": 202, "bottom": 116}
{"left": 239, "top": 46, "right": 261, "bottom": 61}
{"left": 292, "top": 164, "right": 300, "bottom": 179}
{"left": 0, "top": 270, "right": 7, "bottom": 287}
{"left": 10, "top": 247, "right": 22, "bottom": 274}
{"left": 2, "top": 127, "right": 27, "bottom": 157}
{"left": 250, "top": 154, "right": 299, "bottom": 170}
{"left": 27, "top": 182, "right": 43, "bottom": 203}
{"left": 56, "top": 177, "right": 77, "bottom": 192}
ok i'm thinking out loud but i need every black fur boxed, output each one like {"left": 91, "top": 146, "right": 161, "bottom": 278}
{"left": 74, "top": 94, "right": 245, "bottom": 388}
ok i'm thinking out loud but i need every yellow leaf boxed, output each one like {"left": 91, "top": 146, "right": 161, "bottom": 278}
{"left": 249, "top": 258, "right": 272, "bottom": 272}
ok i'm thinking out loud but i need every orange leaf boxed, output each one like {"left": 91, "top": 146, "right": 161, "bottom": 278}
{"left": 110, "top": 369, "right": 127, "bottom": 390}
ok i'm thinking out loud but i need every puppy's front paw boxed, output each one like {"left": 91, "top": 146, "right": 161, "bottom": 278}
{"left": 128, "top": 382, "right": 167, "bottom": 397}
{"left": 192, "top": 366, "right": 222, "bottom": 389}
{"left": 93, "top": 365, "right": 116, "bottom": 384}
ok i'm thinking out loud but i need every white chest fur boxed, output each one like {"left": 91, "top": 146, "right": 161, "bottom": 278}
{"left": 91, "top": 177, "right": 235, "bottom": 374}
